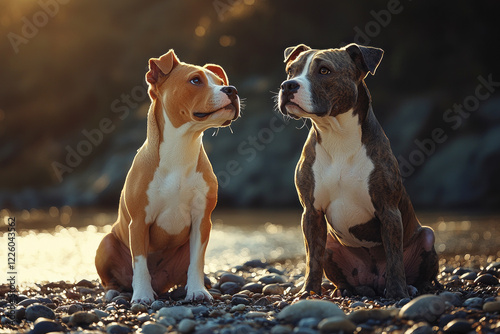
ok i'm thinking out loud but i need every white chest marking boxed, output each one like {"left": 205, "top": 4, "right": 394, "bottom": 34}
{"left": 144, "top": 118, "right": 209, "bottom": 235}
{"left": 311, "top": 111, "right": 378, "bottom": 248}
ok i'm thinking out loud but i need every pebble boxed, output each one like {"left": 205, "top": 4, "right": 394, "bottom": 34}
{"left": 14, "top": 306, "right": 25, "bottom": 321}
{"left": 396, "top": 297, "right": 411, "bottom": 308}
{"left": 347, "top": 308, "right": 396, "bottom": 323}
{"left": 298, "top": 317, "right": 321, "bottom": 328}
{"left": 452, "top": 267, "right": 470, "bottom": 275}
{"left": 18, "top": 298, "right": 39, "bottom": 307}
{"left": 404, "top": 322, "right": 433, "bottom": 334}
{"left": 69, "top": 311, "right": 99, "bottom": 326}
{"left": 318, "top": 316, "right": 356, "bottom": 334}
{"left": 241, "top": 282, "right": 264, "bottom": 293}
{"left": 398, "top": 294, "right": 446, "bottom": 322}
{"left": 277, "top": 299, "right": 345, "bottom": 323}
{"left": 68, "top": 303, "right": 84, "bottom": 314}
{"left": 243, "top": 259, "right": 267, "bottom": 268}
{"left": 93, "top": 308, "right": 110, "bottom": 319}
{"left": 220, "top": 282, "right": 241, "bottom": 295}
{"left": 220, "top": 273, "right": 246, "bottom": 286}
{"left": 483, "top": 301, "right": 500, "bottom": 312}
{"left": 486, "top": 261, "right": 500, "bottom": 271}
{"left": 255, "top": 296, "right": 272, "bottom": 306}
{"left": 474, "top": 273, "right": 499, "bottom": 285}
{"left": 230, "top": 304, "right": 246, "bottom": 312}
{"left": 178, "top": 318, "right": 197, "bottom": 333}
{"left": 141, "top": 321, "right": 168, "bottom": 334}
{"left": 293, "top": 327, "right": 317, "bottom": 334}
{"left": 271, "top": 325, "right": 293, "bottom": 334}
{"left": 156, "top": 306, "right": 194, "bottom": 322}
{"left": 459, "top": 271, "right": 477, "bottom": 280}
{"left": 349, "top": 301, "right": 367, "bottom": 308}
{"left": 191, "top": 305, "right": 210, "bottom": 316}
{"left": 439, "top": 291, "right": 462, "bottom": 306}
{"left": 31, "top": 317, "right": 63, "bottom": 334}
{"left": 130, "top": 302, "right": 148, "bottom": 313}
{"left": 463, "top": 297, "right": 483, "bottom": 309}
{"left": 137, "top": 313, "right": 151, "bottom": 322}
{"left": 443, "top": 319, "right": 472, "bottom": 333}
{"left": 259, "top": 274, "right": 287, "bottom": 284}
{"left": 150, "top": 300, "right": 166, "bottom": 311}
{"left": 246, "top": 311, "right": 267, "bottom": 318}
{"left": 263, "top": 284, "right": 285, "bottom": 295}
{"left": 232, "top": 296, "right": 251, "bottom": 305}
{"left": 25, "top": 304, "right": 55, "bottom": 321}
{"left": 104, "top": 289, "right": 120, "bottom": 303}
{"left": 106, "top": 322, "right": 133, "bottom": 333}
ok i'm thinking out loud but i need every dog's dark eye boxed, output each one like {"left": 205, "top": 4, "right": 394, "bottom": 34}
{"left": 319, "top": 67, "right": 331, "bottom": 75}
{"left": 190, "top": 77, "right": 202, "bottom": 85}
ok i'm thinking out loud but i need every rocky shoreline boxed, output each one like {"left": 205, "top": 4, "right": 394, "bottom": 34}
{"left": 1, "top": 256, "right": 499, "bottom": 334}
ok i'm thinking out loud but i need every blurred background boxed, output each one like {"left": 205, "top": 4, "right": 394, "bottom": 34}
{"left": 1, "top": 0, "right": 500, "bottom": 213}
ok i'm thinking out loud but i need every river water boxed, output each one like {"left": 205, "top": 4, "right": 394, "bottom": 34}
{"left": 1, "top": 208, "right": 499, "bottom": 285}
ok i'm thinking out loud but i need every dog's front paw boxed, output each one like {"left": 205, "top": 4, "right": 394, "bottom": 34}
{"left": 132, "top": 285, "right": 156, "bottom": 304}
{"left": 185, "top": 287, "right": 213, "bottom": 303}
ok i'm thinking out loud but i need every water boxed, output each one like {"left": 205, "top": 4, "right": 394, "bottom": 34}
{"left": 1, "top": 208, "right": 499, "bottom": 285}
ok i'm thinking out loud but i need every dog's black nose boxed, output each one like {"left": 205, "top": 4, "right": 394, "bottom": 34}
{"left": 221, "top": 86, "right": 238, "bottom": 98}
{"left": 281, "top": 80, "right": 300, "bottom": 93}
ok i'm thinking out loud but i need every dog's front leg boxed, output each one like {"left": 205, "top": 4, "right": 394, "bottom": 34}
{"left": 378, "top": 208, "right": 409, "bottom": 299}
{"left": 301, "top": 207, "right": 327, "bottom": 296}
{"left": 185, "top": 203, "right": 213, "bottom": 302}
{"left": 129, "top": 219, "right": 156, "bottom": 304}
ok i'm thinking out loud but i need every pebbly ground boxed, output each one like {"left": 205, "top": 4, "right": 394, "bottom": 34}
{"left": 1, "top": 255, "right": 499, "bottom": 334}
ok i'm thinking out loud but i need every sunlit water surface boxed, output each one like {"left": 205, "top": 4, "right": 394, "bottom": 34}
{"left": 1, "top": 209, "right": 499, "bottom": 285}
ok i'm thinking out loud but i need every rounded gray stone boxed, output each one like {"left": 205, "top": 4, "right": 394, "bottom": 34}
{"left": 439, "top": 291, "right": 462, "bottom": 307}
{"left": 69, "top": 311, "right": 99, "bottom": 326}
{"left": 142, "top": 321, "right": 168, "bottom": 334}
{"left": 398, "top": 294, "right": 446, "bottom": 322}
{"left": 263, "top": 283, "right": 284, "bottom": 295}
{"left": 277, "top": 299, "right": 345, "bottom": 323}
{"left": 104, "top": 289, "right": 120, "bottom": 303}
{"left": 318, "top": 316, "right": 357, "bottom": 334}
{"left": 156, "top": 306, "right": 193, "bottom": 322}
{"left": 25, "top": 304, "right": 55, "bottom": 321}
{"left": 178, "top": 318, "right": 197, "bottom": 333}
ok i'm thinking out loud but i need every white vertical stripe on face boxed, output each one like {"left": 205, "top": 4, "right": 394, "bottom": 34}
{"left": 291, "top": 52, "right": 315, "bottom": 113}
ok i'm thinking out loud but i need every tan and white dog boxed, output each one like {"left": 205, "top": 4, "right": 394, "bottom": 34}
{"left": 95, "top": 50, "right": 240, "bottom": 303}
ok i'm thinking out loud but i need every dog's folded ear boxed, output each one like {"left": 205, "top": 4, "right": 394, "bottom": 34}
{"left": 204, "top": 64, "right": 229, "bottom": 86}
{"left": 284, "top": 44, "right": 311, "bottom": 65}
{"left": 345, "top": 43, "right": 384, "bottom": 77}
{"left": 146, "top": 49, "right": 180, "bottom": 85}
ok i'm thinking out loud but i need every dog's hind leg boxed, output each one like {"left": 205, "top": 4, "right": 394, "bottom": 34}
{"left": 95, "top": 232, "right": 133, "bottom": 292}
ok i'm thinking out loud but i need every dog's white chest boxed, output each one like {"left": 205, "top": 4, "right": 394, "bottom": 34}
{"left": 145, "top": 168, "right": 208, "bottom": 234}
{"left": 312, "top": 130, "right": 378, "bottom": 248}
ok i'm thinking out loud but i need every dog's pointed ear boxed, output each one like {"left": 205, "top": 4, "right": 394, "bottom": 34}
{"left": 146, "top": 49, "right": 180, "bottom": 85}
{"left": 345, "top": 43, "right": 384, "bottom": 77}
{"left": 204, "top": 64, "right": 229, "bottom": 85}
{"left": 284, "top": 44, "right": 311, "bottom": 65}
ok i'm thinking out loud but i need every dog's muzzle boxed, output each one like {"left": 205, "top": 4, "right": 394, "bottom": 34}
{"left": 279, "top": 80, "right": 301, "bottom": 117}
